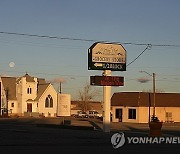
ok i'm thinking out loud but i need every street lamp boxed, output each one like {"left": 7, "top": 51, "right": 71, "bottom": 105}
{"left": 139, "top": 71, "right": 156, "bottom": 118}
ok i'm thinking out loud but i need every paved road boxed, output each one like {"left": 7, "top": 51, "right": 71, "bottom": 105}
{"left": 0, "top": 118, "right": 180, "bottom": 154}
{"left": 91, "top": 118, "right": 180, "bottom": 136}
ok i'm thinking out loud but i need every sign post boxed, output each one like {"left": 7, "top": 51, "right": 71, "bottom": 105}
{"left": 103, "top": 70, "right": 111, "bottom": 132}
{"left": 88, "top": 42, "right": 126, "bottom": 133}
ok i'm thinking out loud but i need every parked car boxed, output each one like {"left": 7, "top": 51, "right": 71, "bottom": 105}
{"left": 88, "top": 110, "right": 102, "bottom": 118}
{"left": 79, "top": 111, "right": 88, "bottom": 118}
{"left": 75, "top": 111, "right": 88, "bottom": 118}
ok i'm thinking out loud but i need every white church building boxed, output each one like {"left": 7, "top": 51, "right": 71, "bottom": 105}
{"left": 0, "top": 73, "right": 58, "bottom": 117}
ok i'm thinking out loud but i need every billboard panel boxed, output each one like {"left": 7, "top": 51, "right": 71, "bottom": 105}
{"left": 88, "top": 42, "right": 126, "bottom": 71}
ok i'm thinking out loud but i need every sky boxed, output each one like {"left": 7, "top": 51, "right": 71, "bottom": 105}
{"left": 0, "top": 0, "right": 180, "bottom": 101}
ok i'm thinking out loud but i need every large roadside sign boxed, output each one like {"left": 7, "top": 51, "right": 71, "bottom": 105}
{"left": 90, "top": 76, "right": 124, "bottom": 86}
{"left": 88, "top": 42, "right": 126, "bottom": 71}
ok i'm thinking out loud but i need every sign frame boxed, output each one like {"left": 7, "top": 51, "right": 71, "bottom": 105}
{"left": 88, "top": 42, "right": 126, "bottom": 71}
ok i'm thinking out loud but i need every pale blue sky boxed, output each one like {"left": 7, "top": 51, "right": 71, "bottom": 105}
{"left": 0, "top": 0, "right": 180, "bottom": 100}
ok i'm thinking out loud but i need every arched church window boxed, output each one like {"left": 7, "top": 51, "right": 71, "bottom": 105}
{"left": 45, "top": 95, "right": 53, "bottom": 108}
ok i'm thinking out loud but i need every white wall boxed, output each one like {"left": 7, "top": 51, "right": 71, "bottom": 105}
{"left": 17, "top": 77, "right": 38, "bottom": 114}
{"left": 8, "top": 100, "right": 18, "bottom": 114}
{"left": 16, "top": 78, "right": 23, "bottom": 114}
{"left": 57, "top": 94, "right": 71, "bottom": 116}
{"left": 112, "top": 106, "right": 141, "bottom": 123}
{"left": 0, "top": 80, "right": 6, "bottom": 115}
{"left": 0, "top": 80, "right": 6, "bottom": 108}
{"left": 112, "top": 106, "right": 180, "bottom": 123}
{"left": 155, "top": 107, "right": 180, "bottom": 122}
{"left": 38, "top": 84, "right": 57, "bottom": 117}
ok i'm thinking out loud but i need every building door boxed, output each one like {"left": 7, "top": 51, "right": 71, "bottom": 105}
{"left": 27, "top": 103, "right": 32, "bottom": 112}
{"left": 115, "top": 108, "right": 123, "bottom": 122}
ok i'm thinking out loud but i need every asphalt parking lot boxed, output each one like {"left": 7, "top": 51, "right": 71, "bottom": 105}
{"left": 0, "top": 117, "right": 180, "bottom": 154}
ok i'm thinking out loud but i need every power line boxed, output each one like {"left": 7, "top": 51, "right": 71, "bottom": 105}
{"left": 0, "top": 31, "right": 151, "bottom": 67}
{"left": 127, "top": 44, "right": 151, "bottom": 67}
{"left": 1, "top": 31, "right": 180, "bottom": 71}
{"left": 0, "top": 37, "right": 86, "bottom": 49}
{"left": 0, "top": 69, "right": 89, "bottom": 78}
{"left": 0, "top": 31, "right": 97, "bottom": 42}
{"left": 1, "top": 31, "right": 180, "bottom": 47}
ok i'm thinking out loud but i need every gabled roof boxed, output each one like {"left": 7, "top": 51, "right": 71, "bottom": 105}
{"left": 35, "top": 83, "right": 50, "bottom": 101}
{"left": 23, "top": 73, "right": 35, "bottom": 82}
{"left": 1, "top": 77, "right": 17, "bottom": 100}
{"left": 1, "top": 74, "right": 52, "bottom": 101}
{"left": 111, "top": 92, "right": 180, "bottom": 107}
{"left": 37, "top": 78, "right": 46, "bottom": 84}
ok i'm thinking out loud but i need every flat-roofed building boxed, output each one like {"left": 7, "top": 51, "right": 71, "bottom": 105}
{"left": 111, "top": 92, "right": 180, "bottom": 123}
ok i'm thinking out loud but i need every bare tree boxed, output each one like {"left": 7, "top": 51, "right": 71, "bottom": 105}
{"left": 78, "top": 83, "right": 100, "bottom": 112}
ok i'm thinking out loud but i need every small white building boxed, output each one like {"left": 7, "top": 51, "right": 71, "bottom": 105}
{"left": 0, "top": 73, "right": 57, "bottom": 117}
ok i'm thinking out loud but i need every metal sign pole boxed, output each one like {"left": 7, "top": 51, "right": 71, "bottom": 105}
{"left": 103, "top": 70, "right": 111, "bottom": 132}
{"left": 88, "top": 42, "right": 126, "bottom": 133}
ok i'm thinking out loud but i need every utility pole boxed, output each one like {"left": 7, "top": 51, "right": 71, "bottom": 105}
{"left": 140, "top": 71, "right": 156, "bottom": 118}
{"left": 148, "top": 93, "right": 151, "bottom": 123}
{"left": 103, "top": 70, "right": 111, "bottom": 132}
